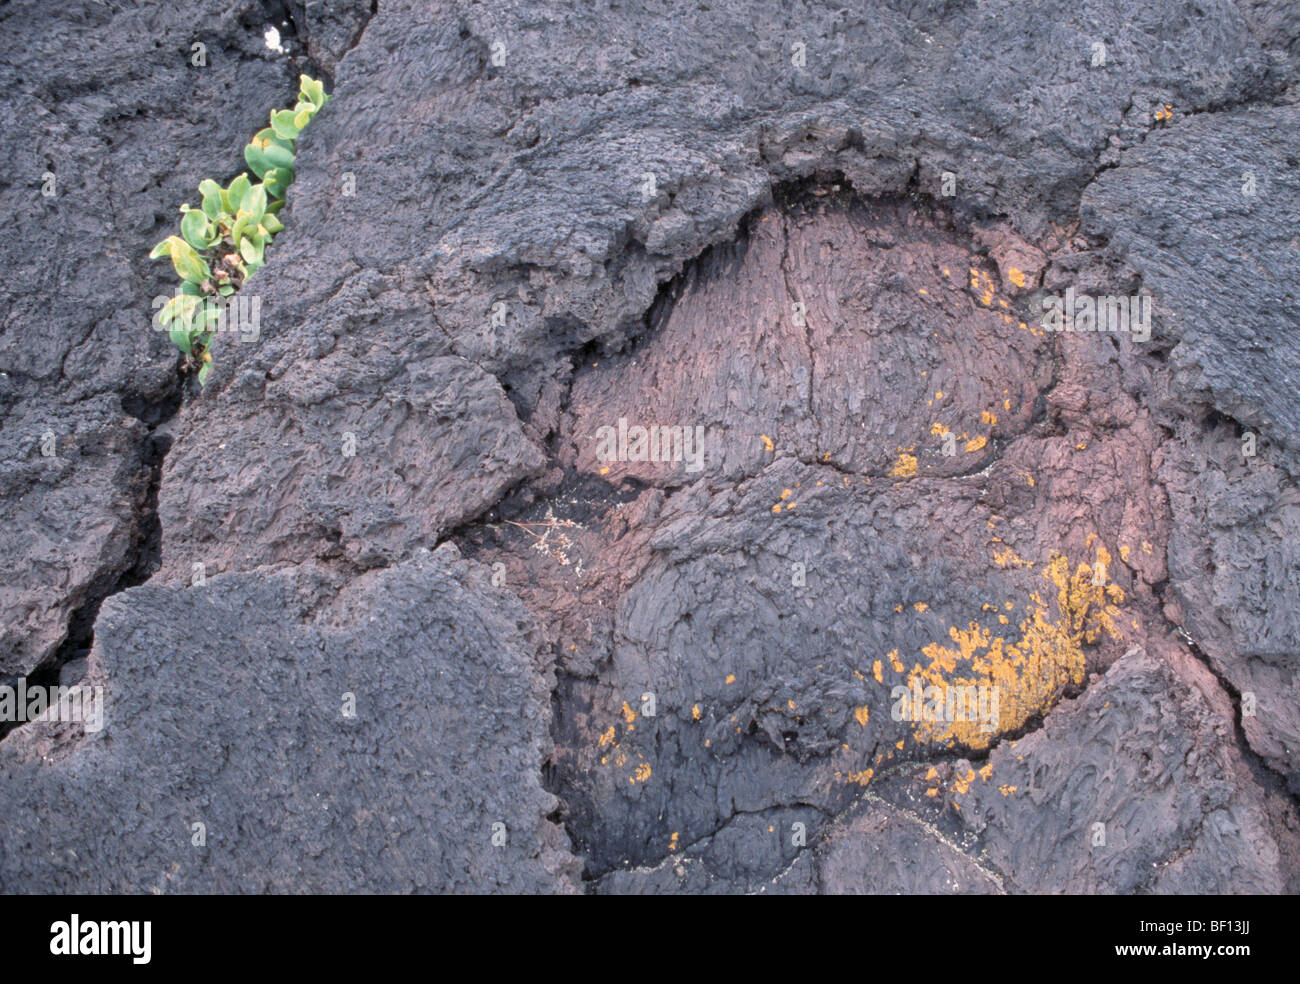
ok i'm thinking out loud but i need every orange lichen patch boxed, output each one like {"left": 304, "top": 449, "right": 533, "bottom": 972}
{"left": 771, "top": 503, "right": 782, "bottom": 514}
{"left": 760, "top": 433, "right": 775, "bottom": 452}
{"left": 965, "top": 435, "right": 987, "bottom": 453}
{"left": 981, "top": 410, "right": 998, "bottom": 426}
{"left": 780, "top": 488, "right": 792, "bottom": 500}
{"left": 599, "top": 466, "right": 611, "bottom": 475}
{"left": 1004, "top": 398, "right": 1012, "bottom": 410}
{"left": 992, "top": 546, "right": 1033, "bottom": 569}
{"left": 847, "top": 768, "right": 874, "bottom": 786}
{"left": 725, "top": 674, "right": 736, "bottom": 685}
{"left": 1142, "top": 541, "right": 1153, "bottom": 554}
{"left": 889, "top": 649, "right": 905, "bottom": 674}
{"left": 935, "top": 390, "right": 945, "bottom": 400}
{"left": 930, "top": 422, "right": 950, "bottom": 436}
{"left": 854, "top": 705, "right": 871, "bottom": 726}
{"left": 979, "top": 763, "right": 994, "bottom": 781}
{"left": 691, "top": 703, "right": 702, "bottom": 721}
{"left": 969, "top": 269, "right": 996, "bottom": 306}
{"left": 669, "top": 831, "right": 679, "bottom": 851}
{"left": 1154, "top": 103, "right": 1173, "bottom": 121}
{"left": 895, "top": 739, "right": 905, "bottom": 750}
{"left": 925, "top": 788, "right": 939, "bottom": 797}
{"left": 1120, "top": 545, "right": 1132, "bottom": 562}
{"left": 622, "top": 701, "right": 638, "bottom": 725}
{"left": 952, "top": 766, "right": 976, "bottom": 795}
{"left": 894, "top": 604, "right": 904, "bottom": 613}
{"left": 891, "top": 450, "right": 919, "bottom": 478}
{"left": 917, "top": 288, "right": 928, "bottom": 295}
{"left": 906, "top": 544, "right": 1126, "bottom": 749}
{"left": 873, "top": 660, "right": 883, "bottom": 683}
{"left": 1007, "top": 267, "right": 1027, "bottom": 288}
{"left": 913, "top": 602, "right": 929, "bottom": 613}
{"left": 630, "top": 763, "right": 652, "bottom": 783}
{"left": 598, "top": 725, "right": 616, "bottom": 747}
{"left": 1044, "top": 548, "right": 1125, "bottom": 644}
{"left": 999, "top": 784, "right": 1017, "bottom": 796}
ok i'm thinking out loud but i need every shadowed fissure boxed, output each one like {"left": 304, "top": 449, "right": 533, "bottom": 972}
{"left": 0, "top": 6, "right": 350, "bottom": 745}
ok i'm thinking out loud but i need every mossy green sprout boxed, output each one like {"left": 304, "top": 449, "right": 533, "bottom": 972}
{"left": 151, "top": 75, "right": 329, "bottom": 384}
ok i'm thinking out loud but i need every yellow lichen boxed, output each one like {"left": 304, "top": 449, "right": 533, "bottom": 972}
{"left": 904, "top": 543, "right": 1125, "bottom": 749}
{"left": 992, "top": 546, "right": 1033, "bottom": 569}
{"left": 891, "top": 451, "right": 918, "bottom": 478}
{"left": 952, "top": 766, "right": 976, "bottom": 795}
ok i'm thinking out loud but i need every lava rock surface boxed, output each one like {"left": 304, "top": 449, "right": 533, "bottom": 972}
{"left": 1, "top": 0, "right": 1298, "bottom": 893}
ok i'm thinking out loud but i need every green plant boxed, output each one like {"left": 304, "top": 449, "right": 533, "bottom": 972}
{"left": 152, "top": 75, "right": 330, "bottom": 384}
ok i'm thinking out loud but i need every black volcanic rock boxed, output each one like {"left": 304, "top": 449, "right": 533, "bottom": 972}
{"left": 0, "top": 546, "right": 579, "bottom": 893}
{"left": 1, "top": 0, "right": 1298, "bottom": 894}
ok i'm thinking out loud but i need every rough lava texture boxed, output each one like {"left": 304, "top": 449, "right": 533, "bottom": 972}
{"left": 1, "top": 0, "right": 1298, "bottom": 892}
{"left": 0, "top": 545, "right": 578, "bottom": 893}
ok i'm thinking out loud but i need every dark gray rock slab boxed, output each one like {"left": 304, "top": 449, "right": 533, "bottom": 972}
{"left": 0, "top": 545, "right": 580, "bottom": 893}
{"left": 953, "top": 644, "right": 1286, "bottom": 893}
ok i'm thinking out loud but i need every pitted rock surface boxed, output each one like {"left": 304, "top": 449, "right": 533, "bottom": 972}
{"left": 1, "top": 0, "right": 1298, "bottom": 892}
